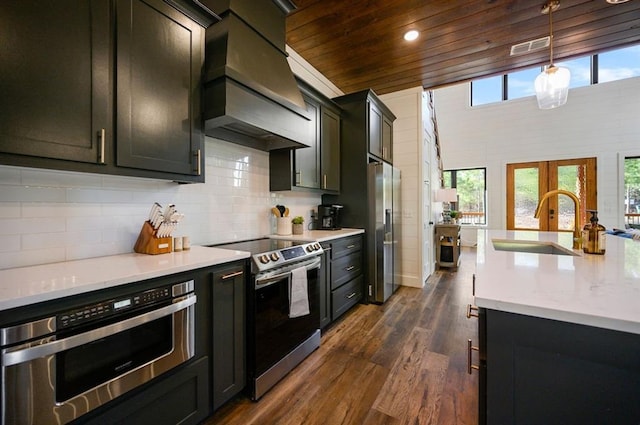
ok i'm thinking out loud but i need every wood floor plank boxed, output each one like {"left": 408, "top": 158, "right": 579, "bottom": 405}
{"left": 205, "top": 248, "right": 479, "bottom": 425}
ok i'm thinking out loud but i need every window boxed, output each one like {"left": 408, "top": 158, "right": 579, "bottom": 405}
{"left": 470, "top": 42, "right": 640, "bottom": 106}
{"left": 598, "top": 45, "right": 640, "bottom": 83}
{"left": 471, "top": 75, "right": 502, "bottom": 106}
{"left": 443, "top": 168, "right": 486, "bottom": 225}
{"left": 625, "top": 157, "right": 640, "bottom": 229}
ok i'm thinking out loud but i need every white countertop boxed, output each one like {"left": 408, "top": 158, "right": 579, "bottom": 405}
{"left": 475, "top": 229, "right": 640, "bottom": 335}
{"left": 0, "top": 246, "right": 249, "bottom": 311}
{"left": 268, "top": 228, "right": 364, "bottom": 242}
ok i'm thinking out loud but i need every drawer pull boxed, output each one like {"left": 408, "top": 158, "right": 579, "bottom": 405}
{"left": 346, "top": 244, "right": 356, "bottom": 249}
{"left": 346, "top": 292, "right": 357, "bottom": 299}
{"left": 472, "top": 273, "right": 476, "bottom": 296}
{"left": 221, "top": 270, "right": 243, "bottom": 280}
{"left": 466, "top": 304, "right": 479, "bottom": 319}
{"left": 345, "top": 265, "right": 355, "bottom": 271}
{"left": 467, "top": 339, "right": 479, "bottom": 374}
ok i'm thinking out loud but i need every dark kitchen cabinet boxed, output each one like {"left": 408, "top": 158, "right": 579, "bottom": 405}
{"left": 477, "top": 308, "right": 640, "bottom": 425}
{"left": 319, "top": 242, "right": 332, "bottom": 329}
{"left": 0, "top": 0, "right": 207, "bottom": 183}
{"left": 270, "top": 78, "right": 341, "bottom": 192}
{"left": 211, "top": 261, "right": 246, "bottom": 410}
{"left": 318, "top": 234, "right": 364, "bottom": 327}
{"left": 0, "top": 1, "right": 110, "bottom": 165}
{"left": 333, "top": 89, "right": 395, "bottom": 164}
{"left": 80, "top": 357, "right": 210, "bottom": 425}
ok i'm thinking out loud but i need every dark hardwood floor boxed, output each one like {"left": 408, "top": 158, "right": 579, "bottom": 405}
{"left": 206, "top": 248, "right": 479, "bottom": 425}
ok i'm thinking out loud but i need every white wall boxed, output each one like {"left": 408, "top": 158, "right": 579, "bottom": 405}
{"left": 434, "top": 76, "right": 640, "bottom": 241}
{"left": 380, "top": 87, "right": 425, "bottom": 287}
{"left": 0, "top": 139, "right": 320, "bottom": 270}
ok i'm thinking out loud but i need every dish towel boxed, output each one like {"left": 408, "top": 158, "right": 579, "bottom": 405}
{"left": 289, "top": 266, "right": 310, "bottom": 318}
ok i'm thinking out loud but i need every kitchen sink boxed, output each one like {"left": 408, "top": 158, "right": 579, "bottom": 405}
{"left": 491, "top": 239, "right": 579, "bottom": 256}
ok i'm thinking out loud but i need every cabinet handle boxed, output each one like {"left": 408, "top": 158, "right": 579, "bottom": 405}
{"left": 466, "top": 304, "right": 479, "bottom": 319}
{"left": 472, "top": 273, "right": 476, "bottom": 296}
{"left": 323, "top": 174, "right": 327, "bottom": 189}
{"left": 467, "top": 339, "right": 479, "bottom": 374}
{"left": 346, "top": 244, "right": 356, "bottom": 249}
{"left": 221, "top": 270, "right": 243, "bottom": 280}
{"left": 346, "top": 292, "right": 357, "bottom": 299}
{"left": 98, "top": 129, "right": 106, "bottom": 164}
{"left": 193, "top": 149, "right": 201, "bottom": 175}
{"left": 345, "top": 265, "right": 355, "bottom": 271}
{"left": 296, "top": 171, "right": 301, "bottom": 185}
{"left": 383, "top": 147, "right": 387, "bottom": 159}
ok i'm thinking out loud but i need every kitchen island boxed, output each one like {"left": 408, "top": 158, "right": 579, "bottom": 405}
{"left": 474, "top": 230, "right": 640, "bottom": 425}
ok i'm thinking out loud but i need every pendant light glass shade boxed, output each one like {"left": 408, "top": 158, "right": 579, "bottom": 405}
{"left": 534, "top": 1, "right": 570, "bottom": 109}
{"left": 534, "top": 65, "right": 570, "bottom": 109}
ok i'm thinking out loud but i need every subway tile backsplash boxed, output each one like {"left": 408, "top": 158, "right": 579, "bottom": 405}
{"left": 0, "top": 137, "right": 321, "bottom": 270}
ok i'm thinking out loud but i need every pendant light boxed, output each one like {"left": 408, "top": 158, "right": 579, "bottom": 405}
{"left": 534, "top": 1, "right": 570, "bottom": 109}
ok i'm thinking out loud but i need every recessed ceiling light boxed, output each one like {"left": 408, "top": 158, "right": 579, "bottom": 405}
{"left": 606, "top": 0, "right": 630, "bottom": 3}
{"left": 404, "top": 30, "right": 419, "bottom": 41}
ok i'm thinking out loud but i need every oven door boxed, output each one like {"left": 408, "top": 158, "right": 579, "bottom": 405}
{"left": 252, "top": 257, "right": 321, "bottom": 377}
{"left": 1, "top": 294, "right": 196, "bottom": 425}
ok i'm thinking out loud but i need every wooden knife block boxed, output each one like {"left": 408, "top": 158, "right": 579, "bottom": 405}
{"left": 134, "top": 221, "right": 172, "bottom": 255}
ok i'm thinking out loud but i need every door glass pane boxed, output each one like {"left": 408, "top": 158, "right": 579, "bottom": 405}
{"left": 557, "top": 165, "right": 586, "bottom": 231}
{"left": 514, "top": 167, "right": 539, "bottom": 229}
{"left": 625, "top": 157, "right": 640, "bottom": 228}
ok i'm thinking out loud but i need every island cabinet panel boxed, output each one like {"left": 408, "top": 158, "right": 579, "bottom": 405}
{"left": 482, "top": 309, "right": 640, "bottom": 425}
{"left": 0, "top": 0, "right": 110, "bottom": 164}
{"left": 0, "top": 0, "right": 205, "bottom": 183}
{"left": 210, "top": 261, "right": 247, "bottom": 411}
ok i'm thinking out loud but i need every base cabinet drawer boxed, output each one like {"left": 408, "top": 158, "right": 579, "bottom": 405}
{"left": 331, "top": 235, "right": 362, "bottom": 259}
{"left": 331, "top": 275, "right": 363, "bottom": 320}
{"left": 331, "top": 251, "right": 362, "bottom": 290}
{"left": 79, "top": 356, "right": 209, "bottom": 425}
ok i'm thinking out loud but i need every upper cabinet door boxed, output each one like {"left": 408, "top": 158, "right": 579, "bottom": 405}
{"left": 0, "top": 1, "right": 110, "bottom": 164}
{"left": 321, "top": 107, "right": 340, "bottom": 191}
{"left": 368, "top": 102, "right": 383, "bottom": 159}
{"left": 116, "top": 0, "right": 203, "bottom": 177}
{"left": 295, "top": 96, "right": 320, "bottom": 189}
{"left": 382, "top": 115, "right": 393, "bottom": 163}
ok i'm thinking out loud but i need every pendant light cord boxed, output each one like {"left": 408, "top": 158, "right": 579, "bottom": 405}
{"left": 549, "top": 3, "right": 554, "bottom": 66}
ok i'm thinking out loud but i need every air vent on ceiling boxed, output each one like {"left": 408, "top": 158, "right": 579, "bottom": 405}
{"left": 510, "top": 36, "right": 550, "bottom": 56}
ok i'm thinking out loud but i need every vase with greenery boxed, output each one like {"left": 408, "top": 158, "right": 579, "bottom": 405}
{"left": 292, "top": 216, "right": 304, "bottom": 234}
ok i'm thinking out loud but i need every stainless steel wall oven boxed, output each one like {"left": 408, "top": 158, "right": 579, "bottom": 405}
{"left": 1, "top": 280, "right": 196, "bottom": 425}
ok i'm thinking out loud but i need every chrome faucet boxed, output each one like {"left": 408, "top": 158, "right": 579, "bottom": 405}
{"left": 534, "top": 189, "right": 582, "bottom": 250}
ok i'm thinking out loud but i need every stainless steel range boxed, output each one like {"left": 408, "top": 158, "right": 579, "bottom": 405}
{"left": 212, "top": 238, "right": 323, "bottom": 400}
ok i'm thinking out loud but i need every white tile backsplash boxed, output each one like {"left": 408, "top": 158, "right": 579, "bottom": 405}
{"left": 0, "top": 137, "right": 322, "bottom": 270}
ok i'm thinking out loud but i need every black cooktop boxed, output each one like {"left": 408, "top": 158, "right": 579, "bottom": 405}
{"left": 211, "top": 238, "right": 305, "bottom": 255}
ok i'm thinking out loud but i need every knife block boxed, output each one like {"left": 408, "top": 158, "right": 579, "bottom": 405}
{"left": 133, "top": 221, "right": 172, "bottom": 255}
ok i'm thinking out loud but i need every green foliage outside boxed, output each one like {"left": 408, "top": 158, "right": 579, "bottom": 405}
{"left": 625, "top": 157, "right": 640, "bottom": 213}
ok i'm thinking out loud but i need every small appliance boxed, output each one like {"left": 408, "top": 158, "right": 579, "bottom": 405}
{"left": 318, "top": 204, "right": 343, "bottom": 230}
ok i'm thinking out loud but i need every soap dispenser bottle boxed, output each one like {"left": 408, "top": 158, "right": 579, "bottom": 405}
{"left": 582, "top": 210, "right": 606, "bottom": 255}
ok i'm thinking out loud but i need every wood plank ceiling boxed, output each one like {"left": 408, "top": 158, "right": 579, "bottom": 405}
{"left": 285, "top": 0, "right": 640, "bottom": 95}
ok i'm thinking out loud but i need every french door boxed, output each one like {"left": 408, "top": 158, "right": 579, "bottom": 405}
{"left": 507, "top": 158, "right": 597, "bottom": 231}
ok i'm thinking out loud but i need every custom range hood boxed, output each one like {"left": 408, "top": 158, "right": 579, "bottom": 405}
{"left": 203, "top": 0, "right": 311, "bottom": 151}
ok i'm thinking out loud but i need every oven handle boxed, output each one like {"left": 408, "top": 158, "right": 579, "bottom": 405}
{"left": 255, "top": 257, "right": 321, "bottom": 288}
{"left": 1, "top": 294, "right": 196, "bottom": 367}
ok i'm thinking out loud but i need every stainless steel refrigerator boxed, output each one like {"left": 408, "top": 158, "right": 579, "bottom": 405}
{"left": 368, "top": 162, "right": 401, "bottom": 303}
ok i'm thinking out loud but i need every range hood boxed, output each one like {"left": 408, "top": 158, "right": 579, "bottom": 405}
{"left": 202, "top": 0, "right": 312, "bottom": 151}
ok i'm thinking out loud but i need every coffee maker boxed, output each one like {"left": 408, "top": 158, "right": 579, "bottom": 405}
{"left": 317, "top": 204, "right": 343, "bottom": 230}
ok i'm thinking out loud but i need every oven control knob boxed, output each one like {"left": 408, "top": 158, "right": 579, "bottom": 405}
{"left": 270, "top": 252, "right": 279, "bottom": 261}
{"left": 306, "top": 245, "right": 313, "bottom": 252}
{"left": 314, "top": 243, "right": 321, "bottom": 250}
{"left": 259, "top": 255, "right": 270, "bottom": 264}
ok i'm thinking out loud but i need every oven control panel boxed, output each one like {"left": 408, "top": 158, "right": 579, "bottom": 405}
{"left": 252, "top": 242, "right": 323, "bottom": 272}
{"left": 56, "top": 282, "right": 187, "bottom": 330}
